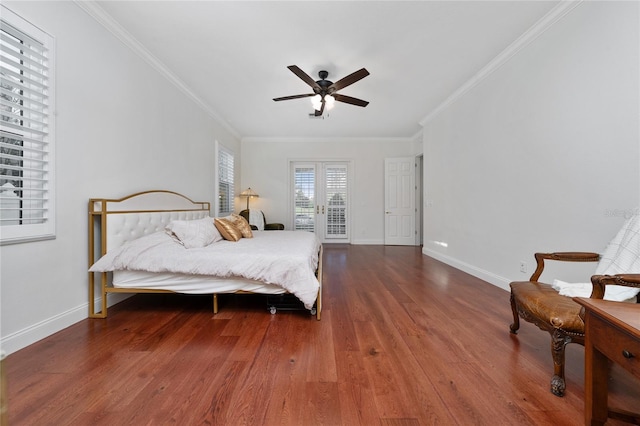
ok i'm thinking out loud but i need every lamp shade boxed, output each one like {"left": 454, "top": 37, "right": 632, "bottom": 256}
{"left": 240, "top": 187, "right": 259, "bottom": 198}
{"left": 240, "top": 187, "right": 259, "bottom": 210}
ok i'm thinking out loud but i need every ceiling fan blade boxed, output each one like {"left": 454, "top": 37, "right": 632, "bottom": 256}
{"left": 288, "top": 65, "right": 321, "bottom": 90}
{"left": 333, "top": 93, "right": 369, "bottom": 107}
{"left": 273, "top": 93, "right": 315, "bottom": 102}
{"left": 314, "top": 100, "right": 325, "bottom": 116}
{"left": 329, "top": 68, "right": 370, "bottom": 92}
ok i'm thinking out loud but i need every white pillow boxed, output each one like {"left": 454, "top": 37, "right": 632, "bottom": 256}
{"left": 165, "top": 217, "right": 222, "bottom": 248}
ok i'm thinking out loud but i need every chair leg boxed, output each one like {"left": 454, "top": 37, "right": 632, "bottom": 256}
{"left": 550, "top": 328, "right": 570, "bottom": 397}
{"left": 509, "top": 292, "right": 520, "bottom": 334}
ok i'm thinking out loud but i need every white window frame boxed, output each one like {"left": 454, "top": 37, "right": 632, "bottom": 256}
{"left": 0, "top": 6, "right": 55, "bottom": 245}
{"left": 215, "top": 141, "right": 234, "bottom": 216}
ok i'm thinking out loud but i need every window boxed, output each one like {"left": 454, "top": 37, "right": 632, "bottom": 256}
{"left": 0, "top": 7, "right": 55, "bottom": 244}
{"left": 217, "top": 144, "right": 234, "bottom": 216}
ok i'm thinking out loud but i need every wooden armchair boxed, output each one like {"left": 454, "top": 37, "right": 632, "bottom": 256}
{"left": 509, "top": 252, "right": 640, "bottom": 397}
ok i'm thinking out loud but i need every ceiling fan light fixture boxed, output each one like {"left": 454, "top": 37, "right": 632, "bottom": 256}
{"left": 311, "top": 94, "right": 323, "bottom": 111}
{"left": 325, "top": 94, "right": 335, "bottom": 110}
{"left": 276, "top": 65, "right": 369, "bottom": 115}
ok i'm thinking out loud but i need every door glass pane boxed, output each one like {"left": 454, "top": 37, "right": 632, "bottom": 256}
{"left": 325, "top": 165, "right": 347, "bottom": 238}
{"left": 294, "top": 166, "right": 315, "bottom": 232}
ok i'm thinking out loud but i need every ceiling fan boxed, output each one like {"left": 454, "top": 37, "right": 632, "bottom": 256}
{"left": 273, "top": 65, "right": 370, "bottom": 116}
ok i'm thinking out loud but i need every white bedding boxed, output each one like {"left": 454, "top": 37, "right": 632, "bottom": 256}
{"left": 90, "top": 230, "right": 321, "bottom": 309}
{"left": 113, "top": 270, "right": 288, "bottom": 294}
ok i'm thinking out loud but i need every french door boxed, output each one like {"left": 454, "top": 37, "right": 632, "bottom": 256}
{"left": 292, "top": 162, "right": 350, "bottom": 243}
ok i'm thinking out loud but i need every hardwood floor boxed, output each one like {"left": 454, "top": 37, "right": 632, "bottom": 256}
{"left": 5, "top": 245, "right": 639, "bottom": 425}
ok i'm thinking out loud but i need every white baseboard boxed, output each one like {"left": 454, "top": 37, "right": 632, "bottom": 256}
{"left": 350, "top": 238, "right": 385, "bottom": 245}
{"left": 0, "top": 293, "right": 131, "bottom": 356}
{"left": 422, "top": 247, "right": 511, "bottom": 292}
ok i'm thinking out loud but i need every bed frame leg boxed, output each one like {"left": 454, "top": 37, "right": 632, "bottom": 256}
{"left": 213, "top": 294, "right": 218, "bottom": 314}
{"left": 316, "top": 245, "right": 323, "bottom": 321}
{"left": 88, "top": 272, "right": 108, "bottom": 319}
{"left": 316, "top": 291, "right": 321, "bottom": 321}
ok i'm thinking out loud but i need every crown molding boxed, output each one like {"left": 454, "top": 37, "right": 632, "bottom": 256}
{"left": 241, "top": 136, "right": 415, "bottom": 144}
{"left": 74, "top": 0, "right": 241, "bottom": 140}
{"left": 419, "top": 0, "right": 583, "bottom": 127}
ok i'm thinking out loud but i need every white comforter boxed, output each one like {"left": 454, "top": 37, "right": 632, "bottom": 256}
{"left": 90, "top": 230, "right": 321, "bottom": 309}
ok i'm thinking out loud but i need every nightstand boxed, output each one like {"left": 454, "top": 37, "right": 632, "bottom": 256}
{"left": 574, "top": 298, "right": 640, "bottom": 425}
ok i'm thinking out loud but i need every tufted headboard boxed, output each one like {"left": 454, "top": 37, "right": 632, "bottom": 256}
{"left": 89, "top": 190, "right": 211, "bottom": 258}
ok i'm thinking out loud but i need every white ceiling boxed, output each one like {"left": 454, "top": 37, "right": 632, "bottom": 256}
{"left": 94, "top": 1, "right": 559, "bottom": 140}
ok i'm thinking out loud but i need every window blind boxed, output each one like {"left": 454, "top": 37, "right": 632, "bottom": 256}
{"left": 0, "top": 7, "right": 55, "bottom": 243}
{"left": 325, "top": 165, "right": 347, "bottom": 237}
{"left": 294, "top": 166, "right": 315, "bottom": 232}
{"left": 218, "top": 147, "right": 234, "bottom": 215}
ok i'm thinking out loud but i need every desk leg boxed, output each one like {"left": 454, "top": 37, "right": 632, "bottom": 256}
{"left": 585, "top": 320, "right": 609, "bottom": 425}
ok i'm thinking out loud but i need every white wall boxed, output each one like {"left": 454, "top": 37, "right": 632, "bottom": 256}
{"left": 241, "top": 138, "right": 418, "bottom": 244}
{"left": 422, "top": 1, "right": 640, "bottom": 290}
{"left": 0, "top": 1, "right": 240, "bottom": 354}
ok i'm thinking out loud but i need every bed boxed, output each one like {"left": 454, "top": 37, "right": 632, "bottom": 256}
{"left": 88, "top": 190, "right": 323, "bottom": 320}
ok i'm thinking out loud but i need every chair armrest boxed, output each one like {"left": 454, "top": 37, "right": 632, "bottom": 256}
{"left": 590, "top": 274, "right": 640, "bottom": 299}
{"left": 530, "top": 252, "right": 600, "bottom": 281}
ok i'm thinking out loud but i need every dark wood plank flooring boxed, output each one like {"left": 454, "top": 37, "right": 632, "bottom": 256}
{"left": 5, "top": 245, "right": 639, "bottom": 425}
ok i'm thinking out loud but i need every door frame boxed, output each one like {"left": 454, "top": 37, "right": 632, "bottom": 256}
{"left": 384, "top": 156, "right": 423, "bottom": 246}
{"left": 288, "top": 158, "right": 354, "bottom": 244}
{"left": 415, "top": 154, "right": 424, "bottom": 246}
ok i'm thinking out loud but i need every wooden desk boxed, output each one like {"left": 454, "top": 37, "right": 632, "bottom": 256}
{"left": 574, "top": 298, "right": 640, "bottom": 425}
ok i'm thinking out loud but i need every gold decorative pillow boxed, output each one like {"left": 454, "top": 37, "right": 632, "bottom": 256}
{"left": 214, "top": 218, "right": 243, "bottom": 242}
{"left": 230, "top": 213, "right": 253, "bottom": 238}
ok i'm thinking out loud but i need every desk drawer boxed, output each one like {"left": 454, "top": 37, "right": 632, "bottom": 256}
{"left": 590, "top": 314, "right": 640, "bottom": 377}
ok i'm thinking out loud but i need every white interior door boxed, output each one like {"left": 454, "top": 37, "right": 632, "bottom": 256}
{"left": 384, "top": 157, "right": 416, "bottom": 245}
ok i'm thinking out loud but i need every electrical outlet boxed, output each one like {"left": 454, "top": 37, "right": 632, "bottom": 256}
{"left": 519, "top": 261, "right": 527, "bottom": 274}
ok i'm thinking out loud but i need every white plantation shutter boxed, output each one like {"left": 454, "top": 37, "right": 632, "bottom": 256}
{"left": 294, "top": 165, "right": 315, "bottom": 232}
{"left": 324, "top": 164, "right": 347, "bottom": 238}
{"left": 0, "top": 7, "right": 55, "bottom": 244}
{"left": 217, "top": 146, "right": 234, "bottom": 215}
